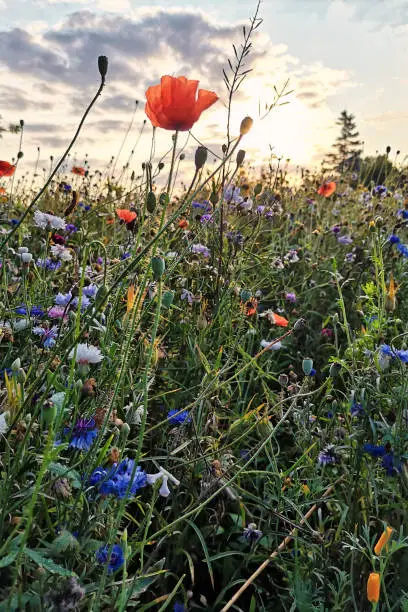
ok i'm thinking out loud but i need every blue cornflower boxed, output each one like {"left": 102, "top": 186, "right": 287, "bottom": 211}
{"left": 55, "top": 291, "right": 72, "bottom": 306}
{"left": 379, "top": 344, "right": 395, "bottom": 357}
{"left": 396, "top": 349, "right": 408, "bottom": 363}
{"left": 15, "top": 305, "right": 45, "bottom": 317}
{"left": 318, "top": 445, "right": 337, "bottom": 466}
{"left": 96, "top": 544, "right": 124, "bottom": 574}
{"left": 84, "top": 205, "right": 91, "bottom": 211}
{"left": 192, "top": 200, "right": 211, "bottom": 211}
{"left": 10, "top": 219, "right": 20, "bottom": 226}
{"left": 199, "top": 213, "right": 214, "bottom": 224}
{"left": 364, "top": 444, "right": 386, "bottom": 457}
{"left": 89, "top": 459, "right": 147, "bottom": 499}
{"left": 32, "top": 325, "right": 58, "bottom": 348}
{"left": 36, "top": 258, "right": 62, "bottom": 271}
{"left": 389, "top": 234, "right": 401, "bottom": 245}
{"left": 397, "top": 243, "right": 408, "bottom": 257}
{"left": 65, "top": 223, "right": 78, "bottom": 233}
{"left": 337, "top": 235, "right": 353, "bottom": 245}
{"left": 167, "top": 409, "right": 191, "bottom": 425}
{"left": 121, "top": 252, "right": 131, "bottom": 260}
{"left": 173, "top": 603, "right": 185, "bottom": 612}
{"left": 65, "top": 418, "right": 98, "bottom": 451}
{"left": 256, "top": 205, "right": 266, "bottom": 214}
{"left": 373, "top": 185, "right": 387, "bottom": 197}
{"left": 382, "top": 452, "right": 402, "bottom": 476}
{"left": 82, "top": 284, "right": 98, "bottom": 298}
{"left": 351, "top": 402, "right": 364, "bottom": 417}
{"left": 63, "top": 184, "right": 72, "bottom": 192}
{"left": 72, "top": 295, "right": 90, "bottom": 311}
{"left": 0, "top": 368, "right": 13, "bottom": 379}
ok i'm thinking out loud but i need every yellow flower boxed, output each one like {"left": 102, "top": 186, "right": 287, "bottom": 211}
{"left": 126, "top": 284, "right": 136, "bottom": 313}
{"left": 374, "top": 526, "right": 393, "bottom": 555}
{"left": 367, "top": 572, "right": 380, "bottom": 603}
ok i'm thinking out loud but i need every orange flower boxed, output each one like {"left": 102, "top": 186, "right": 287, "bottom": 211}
{"left": 271, "top": 313, "right": 289, "bottom": 327}
{"left": 0, "top": 161, "right": 15, "bottom": 178}
{"left": 317, "top": 181, "right": 336, "bottom": 197}
{"left": 106, "top": 218, "right": 115, "bottom": 225}
{"left": 0, "top": 187, "right": 6, "bottom": 195}
{"left": 116, "top": 209, "right": 137, "bottom": 224}
{"left": 374, "top": 526, "right": 393, "bottom": 555}
{"left": 72, "top": 166, "right": 85, "bottom": 176}
{"left": 367, "top": 572, "right": 380, "bottom": 603}
{"left": 178, "top": 219, "right": 189, "bottom": 229}
{"left": 145, "top": 76, "right": 218, "bottom": 131}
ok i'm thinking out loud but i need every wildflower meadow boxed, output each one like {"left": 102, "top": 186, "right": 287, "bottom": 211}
{"left": 1, "top": 3, "right": 408, "bottom": 611}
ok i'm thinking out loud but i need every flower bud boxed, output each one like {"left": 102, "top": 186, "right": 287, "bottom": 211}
{"left": 98, "top": 56, "right": 108, "bottom": 82}
{"left": 151, "top": 256, "right": 165, "bottom": 280}
{"left": 240, "top": 116, "right": 253, "bottom": 135}
{"left": 278, "top": 373, "right": 289, "bottom": 387}
{"left": 240, "top": 289, "right": 252, "bottom": 302}
{"left": 159, "top": 193, "right": 170, "bottom": 206}
{"left": 179, "top": 153, "right": 185, "bottom": 161}
{"left": 162, "top": 290, "right": 175, "bottom": 308}
{"left": 41, "top": 401, "right": 56, "bottom": 427}
{"left": 10, "top": 358, "right": 21, "bottom": 371}
{"left": 17, "top": 151, "right": 23, "bottom": 160}
{"left": 146, "top": 191, "right": 156, "bottom": 213}
{"left": 329, "top": 363, "right": 342, "bottom": 378}
{"left": 19, "top": 119, "right": 24, "bottom": 128}
{"left": 367, "top": 572, "right": 380, "bottom": 603}
{"left": 158, "top": 162, "right": 164, "bottom": 170}
{"left": 254, "top": 183, "right": 262, "bottom": 196}
{"left": 209, "top": 191, "right": 219, "bottom": 205}
{"left": 195, "top": 146, "right": 208, "bottom": 170}
{"left": 236, "top": 150, "right": 246, "bottom": 166}
{"left": 302, "top": 358, "right": 314, "bottom": 376}
{"left": 293, "top": 318, "right": 306, "bottom": 331}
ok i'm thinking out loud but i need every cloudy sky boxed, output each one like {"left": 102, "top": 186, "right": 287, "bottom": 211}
{"left": 0, "top": 0, "right": 407, "bottom": 176}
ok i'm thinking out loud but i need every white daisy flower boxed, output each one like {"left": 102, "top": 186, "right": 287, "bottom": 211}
{"left": 50, "top": 244, "right": 72, "bottom": 261}
{"left": 33, "top": 210, "right": 66, "bottom": 231}
{"left": 69, "top": 343, "right": 103, "bottom": 364}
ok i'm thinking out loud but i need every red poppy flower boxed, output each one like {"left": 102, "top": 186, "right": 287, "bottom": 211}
{"left": 178, "top": 219, "right": 189, "bottom": 229}
{"left": 271, "top": 312, "right": 289, "bottom": 327}
{"left": 317, "top": 182, "right": 336, "bottom": 197}
{"left": 116, "top": 209, "right": 137, "bottom": 224}
{"left": 145, "top": 76, "right": 218, "bottom": 131}
{"left": 241, "top": 299, "right": 258, "bottom": 316}
{"left": 72, "top": 166, "right": 86, "bottom": 176}
{"left": 0, "top": 161, "right": 15, "bottom": 178}
{"left": 0, "top": 187, "right": 6, "bottom": 195}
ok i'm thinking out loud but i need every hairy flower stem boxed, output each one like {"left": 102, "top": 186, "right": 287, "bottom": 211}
{"left": 167, "top": 131, "right": 179, "bottom": 194}
{"left": 0, "top": 71, "right": 106, "bottom": 253}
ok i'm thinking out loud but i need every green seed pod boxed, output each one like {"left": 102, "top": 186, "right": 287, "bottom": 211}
{"left": 162, "top": 290, "right": 175, "bottom": 308}
{"left": 236, "top": 149, "right": 246, "bottom": 166}
{"left": 146, "top": 191, "right": 156, "bottom": 213}
{"left": 329, "top": 362, "right": 342, "bottom": 378}
{"left": 95, "top": 284, "right": 109, "bottom": 309}
{"left": 151, "top": 256, "right": 165, "bottom": 280}
{"left": 302, "top": 358, "right": 314, "bottom": 376}
{"left": 240, "top": 289, "right": 252, "bottom": 302}
{"left": 254, "top": 183, "right": 262, "bottom": 196}
{"left": 159, "top": 193, "right": 170, "bottom": 207}
{"left": 41, "top": 401, "right": 56, "bottom": 427}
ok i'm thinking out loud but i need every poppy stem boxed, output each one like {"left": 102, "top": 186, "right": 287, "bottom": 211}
{"left": 167, "top": 131, "right": 179, "bottom": 195}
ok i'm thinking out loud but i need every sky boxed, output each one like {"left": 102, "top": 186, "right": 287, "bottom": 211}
{"left": 0, "top": 0, "right": 407, "bottom": 176}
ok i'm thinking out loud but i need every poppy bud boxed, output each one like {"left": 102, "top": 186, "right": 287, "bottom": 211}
{"left": 254, "top": 183, "right": 262, "bottom": 196}
{"left": 179, "top": 153, "right": 185, "bottom": 161}
{"left": 293, "top": 318, "right": 306, "bottom": 331}
{"left": 302, "top": 358, "right": 314, "bottom": 376}
{"left": 159, "top": 193, "right": 170, "bottom": 206}
{"left": 195, "top": 146, "right": 208, "bottom": 170}
{"left": 386, "top": 145, "right": 391, "bottom": 154}
{"left": 367, "top": 572, "right": 380, "bottom": 603}
{"left": 108, "top": 447, "right": 120, "bottom": 464}
{"left": 162, "top": 290, "right": 175, "bottom": 308}
{"left": 146, "top": 191, "right": 156, "bottom": 213}
{"left": 278, "top": 374, "right": 289, "bottom": 387}
{"left": 158, "top": 162, "right": 165, "bottom": 170}
{"left": 222, "top": 144, "right": 227, "bottom": 154}
{"left": 19, "top": 119, "right": 24, "bottom": 128}
{"left": 240, "top": 289, "right": 252, "bottom": 302}
{"left": 329, "top": 363, "right": 342, "bottom": 378}
{"left": 236, "top": 150, "right": 246, "bottom": 166}
{"left": 98, "top": 56, "right": 108, "bottom": 82}
{"left": 41, "top": 401, "right": 56, "bottom": 427}
{"left": 240, "top": 116, "right": 253, "bottom": 135}
{"left": 17, "top": 151, "right": 23, "bottom": 159}
{"left": 151, "top": 256, "right": 165, "bottom": 280}
{"left": 209, "top": 191, "right": 219, "bottom": 205}
{"left": 374, "top": 526, "right": 393, "bottom": 555}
